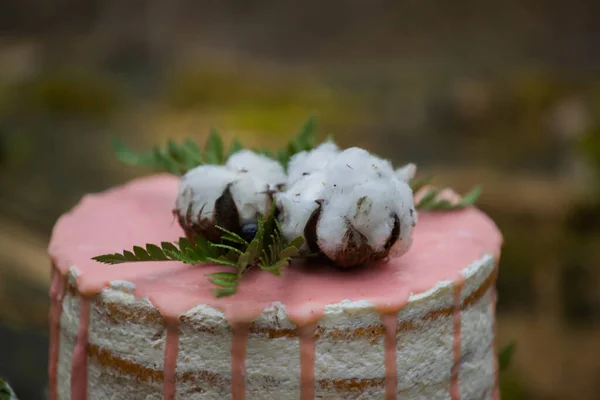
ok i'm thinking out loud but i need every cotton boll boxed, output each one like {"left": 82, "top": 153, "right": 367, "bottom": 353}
{"left": 174, "top": 164, "right": 271, "bottom": 241}
{"left": 299, "top": 148, "right": 416, "bottom": 267}
{"left": 320, "top": 147, "right": 396, "bottom": 199}
{"left": 276, "top": 172, "right": 326, "bottom": 250}
{"left": 175, "top": 165, "right": 238, "bottom": 223}
{"left": 395, "top": 163, "right": 417, "bottom": 182}
{"left": 226, "top": 149, "right": 287, "bottom": 190}
{"left": 315, "top": 177, "right": 416, "bottom": 267}
{"left": 287, "top": 141, "right": 339, "bottom": 185}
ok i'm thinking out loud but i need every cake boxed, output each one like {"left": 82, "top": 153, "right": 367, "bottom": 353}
{"left": 48, "top": 132, "right": 503, "bottom": 399}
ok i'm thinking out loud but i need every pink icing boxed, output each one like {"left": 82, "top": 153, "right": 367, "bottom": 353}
{"left": 71, "top": 297, "right": 91, "bottom": 399}
{"left": 299, "top": 324, "right": 317, "bottom": 400}
{"left": 492, "top": 265, "right": 500, "bottom": 400}
{"left": 48, "top": 174, "right": 502, "bottom": 399}
{"left": 231, "top": 322, "right": 250, "bottom": 400}
{"left": 163, "top": 320, "right": 179, "bottom": 400}
{"left": 450, "top": 279, "right": 464, "bottom": 400}
{"left": 48, "top": 265, "right": 66, "bottom": 400}
{"left": 381, "top": 313, "right": 398, "bottom": 400}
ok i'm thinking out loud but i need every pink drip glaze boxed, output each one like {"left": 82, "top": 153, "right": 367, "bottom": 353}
{"left": 71, "top": 296, "right": 91, "bottom": 399}
{"left": 299, "top": 324, "right": 317, "bottom": 400}
{"left": 450, "top": 279, "right": 464, "bottom": 400}
{"left": 231, "top": 322, "right": 250, "bottom": 400}
{"left": 381, "top": 313, "right": 398, "bottom": 400}
{"left": 491, "top": 264, "right": 500, "bottom": 400}
{"left": 48, "top": 265, "right": 66, "bottom": 400}
{"left": 163, "top": 319, "right": 179, "bottom": 400}
{"left": 48, "top": 175, "right": 503, "bottom": 398}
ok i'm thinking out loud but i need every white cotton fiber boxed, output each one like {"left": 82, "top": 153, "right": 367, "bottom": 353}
{"left": 287, "top": 141, "right": 340, "bottom": 186}
{"left": 319, "top": 147, "right": 396, "bottom": 197}
{"left": 226, "top": 149, "right": 287, "bottom": 189}
{"left": 175, "top": 164, "right": 270, "bottom": 225}
{"left": 314, "top": 148, "right": 416, "bottom": 262}
{"left": 176, "top": 165, "right": 239, "bottom": 222}
{"left": 275, "top": 172, "right": 325, "bottom": 249}
{"left": 395, "top": 163, "right": 417, "bottom": 182}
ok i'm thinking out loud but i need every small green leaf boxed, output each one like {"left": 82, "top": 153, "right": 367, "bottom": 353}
{"left": 288, "top": 236, "right": 305, "bottom": 250}
{"left": 415, "top": 184, "right": 482, "bottom": 211}
{"left": 409, "top": 176, "right": 433, "bottom": 192}
{"left": 178, "top": 237, "right": 192, "bottom": 251}
{"left": 499, "top": 341, "right": 517, "bottom": 371}
{"left": 216, "top": 226, "right": 248, "bottom": 245}
{"left": 191, "top": 235, "right": 217, "bottom": 258}
{"left": 227, "top": 138, "right": 244, "bottom": 158}
{"left": 161, "top": 242, "right": 178, "bottom": 254}
{"left": 215, "top": 287, "right": 237, "bottom": 297}
{"left": 208, "top": 272, "right": 238, "bottom": 280}
{"left": 458, "top": 186, "right": 482, "bottom": 207}
{"left": 146, "top": 244, "right": 167, "bottom": 260}
{"left": 167, "top": 140, "right": 185, "bottom": 162}
{"left": 245, "top": 239, "right": 260, "bottom": 263}
{"left": 279, "top": 245, "right": 300, "bottom": 259}
{"left": 123, "top": 250, "right": 137, "bottom": 261}
{"left": 166, "top": 250, "right": 196, "bottom": 265}
{"left": 0, "top": 377, "right": 18, "bottom": 400}
{"left": 133, "top": 246, "right": 151, "bottom": 261}
{"left": 209, "top": 277, "right": 237, "bottom": 287}
{"left": 92, "top": 254, "right": 127, "bottom": 264}
{"left": 295, "top": 114, "right": 317, "bottom": 151}
{"left": 206, "top": 257, "right": 239, "bottom": 267}
{"left": 205, "top": 128, "right": 224, "bottom": 164}
{"left": 210, "top": 243, "right": 244, "bottom": 255}
{"left": 237, "top": 251, "right": 251, "bottom": 270}
{"left": 184, "top": 247, "right": 204, "bottom": 262}
{"left": 182, "top": 139, "right": 203, "bottom": 167}
{"left": 277, "top": 150, "right": 289, "bottom": 167}
{"left": 416, "top": 189, "right": 438, "bottom": 209}
{"left": 253, "top": 147, "right": 274, "bottom": 158}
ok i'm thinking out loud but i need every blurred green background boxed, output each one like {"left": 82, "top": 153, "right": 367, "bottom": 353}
{"left": 1, "top": 1, "right": 600, "bottom": 399}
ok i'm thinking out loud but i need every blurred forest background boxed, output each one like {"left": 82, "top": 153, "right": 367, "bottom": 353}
{"left": 1, "top": 1, "right": 600, "bottom": 399}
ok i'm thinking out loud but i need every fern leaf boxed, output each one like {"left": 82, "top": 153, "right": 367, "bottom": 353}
{"left": 205, "top": 128, "right": 224, "bottom": 164}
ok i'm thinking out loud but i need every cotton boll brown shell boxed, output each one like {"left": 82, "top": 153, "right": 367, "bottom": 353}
{"left": 322, "top": 218, "right": 374, "bottom": 268}
{"left": 306, "top": 207, "right": 403, "bottom": 268}
{"left": 303, "top": 200, "right": 323, "bottom": 255}
{"left": 175, "top": 184, "right": 241, "bottom": 242}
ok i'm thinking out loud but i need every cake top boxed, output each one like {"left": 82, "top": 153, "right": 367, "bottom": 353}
{"left": 49, "top": 118, "right": 501, "bottom": 325}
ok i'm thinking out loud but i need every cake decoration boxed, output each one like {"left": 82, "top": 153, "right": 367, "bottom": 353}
{"left": 94, "top": 116, "right": 482, "bottom": 297}
{"left": 48, "top": 116, "right": 501, "bottom": 400}
{"left": 0, "top": 378, "right": 18, "bottom": 400}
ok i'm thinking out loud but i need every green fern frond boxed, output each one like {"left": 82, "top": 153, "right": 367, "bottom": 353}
{"left": 414, "top": 185, "right": 482, "bottom": 211}
{"left": 112, "top": 128, "right": 243, "bottom": 175}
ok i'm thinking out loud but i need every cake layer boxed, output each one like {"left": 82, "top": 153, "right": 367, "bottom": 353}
{"left": 55, "top": 254, "right": 496, "bottom": 399}
{"left": 48, "top": 175, "right": 502, "bottom": 399}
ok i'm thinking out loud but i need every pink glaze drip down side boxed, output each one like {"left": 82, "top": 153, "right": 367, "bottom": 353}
{"left": 231, "top": 322, "right": 250, "bottom": 400}
{"left": 163, "top": 320, "right": 179, "bottom": 400}
{"left": 48, "top": 175, "right": 503, "bottom": 397}
{"left": 48, "top": 265, "right": 66, "bottom": 400}
{"left": 381, "top": 313, "right": 399, "bottom": 400}
{"left": 492, "top": 263, "right": 500, "bottom": 400}
{"left": 71, "top": 297, "right": 91, "bottom": 400}
{"left": 450, "top": 279, "right": 464, "bottom": 400}
{"left": 299, "top": 324, "right": 317, "bottom": 400}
